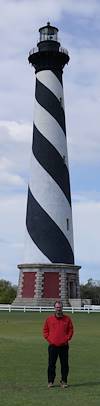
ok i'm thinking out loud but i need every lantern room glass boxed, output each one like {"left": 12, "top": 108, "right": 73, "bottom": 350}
{"left": 39, "top": 26, "right": 58, "bottom": 42}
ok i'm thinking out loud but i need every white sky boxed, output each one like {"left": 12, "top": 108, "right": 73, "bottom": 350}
{"left": 0, "top": 0, "right": 100, "bottom": 285}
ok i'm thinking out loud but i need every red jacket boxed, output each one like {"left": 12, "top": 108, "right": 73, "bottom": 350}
{"left": 43, "top": 314, "right": 74, "bottom": 346}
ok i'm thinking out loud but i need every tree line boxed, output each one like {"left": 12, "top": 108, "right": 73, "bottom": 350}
{"left": 0, "top": 278, "right": 100, "bottom": 305}
{"left": 0, "top": 280, "right": 17, "bottom": 304}
{"left": 80, "top": 278, "right": 100, "bottom": 305}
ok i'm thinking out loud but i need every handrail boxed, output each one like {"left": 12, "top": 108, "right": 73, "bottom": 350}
{"left": 29, "top": 46, "right": 69, "bottom": 57}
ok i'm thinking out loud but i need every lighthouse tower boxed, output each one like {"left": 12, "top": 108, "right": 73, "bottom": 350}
{"left": 15, "top": 23, "right": 81, "bottom": 306}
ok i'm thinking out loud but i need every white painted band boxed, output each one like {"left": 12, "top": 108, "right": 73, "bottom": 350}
{"left": 24, "top": 229, "right": 51, "bottom": 263}
{"left": 34, "top": 99, "right": 68, "bottom": 167}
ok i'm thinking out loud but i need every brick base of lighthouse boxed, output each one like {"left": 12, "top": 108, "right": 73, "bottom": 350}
{"left": 13, "top": 264, "right": 81, "bottom": 307}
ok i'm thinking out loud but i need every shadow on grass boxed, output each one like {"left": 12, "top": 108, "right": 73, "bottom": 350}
{"left": 70, "top": 381, "right": 100, "bottom": 388}
{"left": 0, "top": 381, "right": 100, "bottom": 391}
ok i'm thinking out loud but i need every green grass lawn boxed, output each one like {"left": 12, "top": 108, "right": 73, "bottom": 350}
{"left": 0, "top": 311, "right": 100, "bottom": 406}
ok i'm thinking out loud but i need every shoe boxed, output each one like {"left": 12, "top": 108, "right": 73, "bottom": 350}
{"left": 48, "top": 382, "right": 54, "bottom": 388}
{"left": 60, "top": 381, "right": 68, "bottom": 388}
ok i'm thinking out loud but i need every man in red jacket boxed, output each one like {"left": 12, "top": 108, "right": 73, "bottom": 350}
{"left": 43, "top": 301, "right": 74, "bottom": 388}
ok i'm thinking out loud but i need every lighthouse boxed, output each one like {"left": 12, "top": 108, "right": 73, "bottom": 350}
{"left": 14, "top": 23, "right": 81, "bottom": 306}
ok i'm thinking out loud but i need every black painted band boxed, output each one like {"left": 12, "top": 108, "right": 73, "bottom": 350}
{"left": 26, "top": 187, "right": 74, "bottom": 264}
{"left": 32, "top": 125, "right": 71, "bottom": 205}
{"left": 51, "top": 68, "right": 63, "bottom": 85}
{"left": 35, "top": 78, "right": 66, "bottom": 135}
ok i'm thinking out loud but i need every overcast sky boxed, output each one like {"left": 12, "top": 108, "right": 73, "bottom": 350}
{"left": 0, "top": 0, "right": 100, "bottom": 285}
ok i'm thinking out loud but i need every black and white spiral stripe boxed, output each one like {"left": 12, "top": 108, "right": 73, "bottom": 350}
{"left": 25, "top": 69, "right": 74, "bottom": 264}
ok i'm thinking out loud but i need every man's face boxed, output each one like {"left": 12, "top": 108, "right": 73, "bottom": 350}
{"left": 54, "top": 302, "right": 63, "bottom": 318}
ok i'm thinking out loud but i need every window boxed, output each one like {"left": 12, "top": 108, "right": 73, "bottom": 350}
{"left": 66, "top": 218, "right": 69, "bottom": 230}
